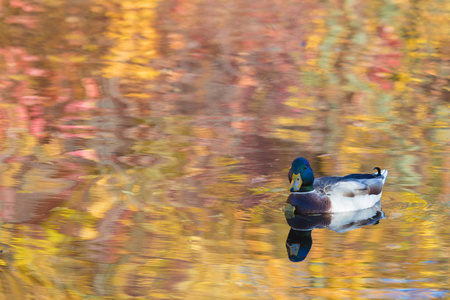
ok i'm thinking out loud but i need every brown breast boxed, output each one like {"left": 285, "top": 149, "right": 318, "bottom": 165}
{"left": 286, "top": 192, "right": 331, "bottom": 214}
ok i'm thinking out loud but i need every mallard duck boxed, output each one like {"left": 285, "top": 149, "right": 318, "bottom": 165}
{"left": 286, "top": 157, "right": 388, "bottom": 213}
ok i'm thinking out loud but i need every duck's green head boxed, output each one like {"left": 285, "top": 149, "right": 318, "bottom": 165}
{"left": 288, "top": 157, "right": 315, "bottom": 192}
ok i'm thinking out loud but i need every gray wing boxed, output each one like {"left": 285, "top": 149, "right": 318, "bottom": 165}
{"left": 314, "top": 175, "right": 385, "bottom": 197}
{"left": 313, "top": 176, "right": 342, "bottom": 195}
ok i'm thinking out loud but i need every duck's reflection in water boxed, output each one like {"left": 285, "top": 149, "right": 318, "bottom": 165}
{"left": 284, "top": 203, "right": 385, "bottom": 262}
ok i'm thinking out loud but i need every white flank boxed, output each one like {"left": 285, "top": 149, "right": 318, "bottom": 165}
{"left": 330, "top": 193, "right": 383, "bottom": 213}
{"left": 330, "top": 169, "right": 388, "bottom": 212}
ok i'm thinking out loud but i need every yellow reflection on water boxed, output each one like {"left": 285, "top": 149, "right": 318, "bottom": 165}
{"left": 0, "top": 0, "right": 449, "bottom": 298}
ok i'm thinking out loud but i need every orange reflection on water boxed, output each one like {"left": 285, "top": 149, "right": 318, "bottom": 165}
{"left": 0, "top": 0, "right": 449, "bottom": 298}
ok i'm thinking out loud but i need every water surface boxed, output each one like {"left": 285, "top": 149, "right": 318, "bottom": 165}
{"left": 0, "top": 0, "right": 449, "bottom": 299}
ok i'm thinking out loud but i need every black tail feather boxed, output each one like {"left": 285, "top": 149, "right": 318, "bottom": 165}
{"left": 373, "top": 167, "right": 381, "bottom": 176}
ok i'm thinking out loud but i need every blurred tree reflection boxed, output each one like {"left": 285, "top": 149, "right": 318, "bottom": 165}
{"left": 0, "top": 0, "right": 448, "bottom": 298}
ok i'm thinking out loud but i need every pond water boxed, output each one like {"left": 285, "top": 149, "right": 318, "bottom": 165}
{"left": 0, "top": 0, "right": 449, "bottom": 299}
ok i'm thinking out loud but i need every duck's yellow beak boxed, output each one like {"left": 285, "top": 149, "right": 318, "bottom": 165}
{"left": 289, "top": 173, "right": 302, "bottom": 192}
